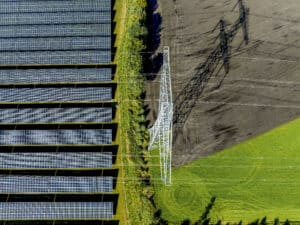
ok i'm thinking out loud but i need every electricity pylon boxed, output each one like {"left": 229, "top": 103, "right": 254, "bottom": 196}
{"left": 148, "top": 46, "right": 173, "bottom": 185}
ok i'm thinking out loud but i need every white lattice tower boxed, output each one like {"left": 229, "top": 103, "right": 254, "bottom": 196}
{"left": 148, "top": 46, "right": 173, "bottom": 185}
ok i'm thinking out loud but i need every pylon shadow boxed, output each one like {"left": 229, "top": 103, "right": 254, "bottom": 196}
{"left": 172, "top": 0, "right": 249, "bottom": 142}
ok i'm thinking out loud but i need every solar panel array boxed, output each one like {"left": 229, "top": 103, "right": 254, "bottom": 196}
{"left": 0, "top": 176, "right": 113, "bottom": 193}
{"left": 0, "top": 152, "right": 112, "bottom": 169}
{"left": 0, "top": 12, "right": 111, "bottom": 25}
{"left": 0, "top": 24, "right": 111, "bottom": 38}
{"left": 0, "top": 108, "right": 112, "bottom": 123}
{"left": 0, "top": 0, "right": 112, "bottom": 65}
{"left": 0, "top": 0, "right": 112, "bottom": 13}
{"left": 0, "top": 202, "right": 113, "bottom": 219}
{"left": 0, "top": 129, "right": 112, "bottom": 145}
{"left": 0, "top": 37, "right": 111, "bottom": 51}
{"left": 0, "top": 51, "right": 111, "bottom": 65}
{"left": 0, "top": 0, "right": 117, "bottom": 222}
{"left": 0, "top": 87, "right": 112, "bottom": 102}
{"left": 0, "top": 68, "right": 112, "bottom": 83}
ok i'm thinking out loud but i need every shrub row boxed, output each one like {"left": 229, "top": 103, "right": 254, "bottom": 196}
{"left": 117, "top": 0, "right": 155, "bottom": 224}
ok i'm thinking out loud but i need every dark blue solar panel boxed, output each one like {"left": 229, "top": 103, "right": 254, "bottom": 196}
{"left": 0, "top": 129, "right": 112, "bottom": 145}
{"left": 0, "top": 87, "right": 112, "bottom": 102}
{"left": 0, "top": 176, "right": 113, "bottom": 193}
{"left": 0, "top": 0, "right": 116, "bottom": 221}
{"left": 0, "top": 0, "right": 112, "bottom": 13}
{"left": 0, "top": 50, "right": 111, "bottom": 65}
{"left": 0, "top": 108, "right": 113, "bottom": 123}
{"left": 0, "top": 68, "right": 112, "bottom": 83}
{"left": 0, "top": 202, "right": 114, "bottom": 219}
{"left": 0, "top": 152, "right": 113, "bottom": 169}
{"left": 0, "top": 24, "right": 111, "bottom": 38}
{"left": 0, "top": 11, "right": 111, "bottom": 26}
{"left": 0, "top": 37, "right": 111, "bottom": 51}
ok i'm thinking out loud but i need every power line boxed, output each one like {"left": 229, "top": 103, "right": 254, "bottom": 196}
{"left": 117, "top": 81, "right": 300, "bottom": 91}
{"left": 111, "top": 177, "right": 300, "bottom": 184}
{"left": 118, "top": 74, "right": 300, "bottom": 86}
{"left": 113, "top": 164, "right": 300, "bottom": 168}
{"left": 164, "top": 7, "right": 300, "bottom": 24}
{"left": 120, "top": 98, "right": 300, "bottom": 109}
{"left": 112, "top": 155, "right": 300, "bottom": 159}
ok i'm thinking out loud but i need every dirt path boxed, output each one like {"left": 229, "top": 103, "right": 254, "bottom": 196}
{"left": 147, "top": 0, "right": 300, "bottom": 166}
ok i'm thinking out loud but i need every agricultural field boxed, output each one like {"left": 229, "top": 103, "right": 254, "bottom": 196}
{"left": 146, "top": 0, "right": 300, "bottom": 224}
{"left": 153, "top": 117, "right": 300, "bottom": 223}
{"left": 147, "top": 0, "right": 300, "bottom": 167}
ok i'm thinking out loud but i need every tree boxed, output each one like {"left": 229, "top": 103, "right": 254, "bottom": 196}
{"left": 260, "top": 216, "right": 267, "bottom": 225}
{"left": 194, "top": 196, "right": 216, "bottom": 225}
{"left": 216, "top": 220, "right": 222, "bottom": 225}
{"left": 274, "top": 218, "right": 280, "bottom": 225}
{"left": 181, "top": 219, "right": 191, "bottom": 225}
{"left": 249, "top": 219, "right": 259, "bottom": 225}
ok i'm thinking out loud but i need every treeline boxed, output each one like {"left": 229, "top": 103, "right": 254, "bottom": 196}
{"left": 152, "top": 197, "right": 297, "bottom": 225}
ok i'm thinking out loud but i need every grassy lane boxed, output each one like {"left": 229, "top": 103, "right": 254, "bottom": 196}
{"left": 153, "top": 118, "right": 300, "bottom": 224}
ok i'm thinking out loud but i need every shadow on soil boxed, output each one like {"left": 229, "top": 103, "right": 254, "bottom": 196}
{"left": 173, "top": 0, "right": 250, "bottom": 142}
{"left": 143, "top": 0, "right": 164, "bottom": 128}
{"left": 144, "top": 0, "right": 163, "bottom": 81}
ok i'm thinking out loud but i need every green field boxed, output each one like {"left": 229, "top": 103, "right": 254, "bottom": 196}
{"left": 152, "top": 118, "right": 300, "bottom": 224}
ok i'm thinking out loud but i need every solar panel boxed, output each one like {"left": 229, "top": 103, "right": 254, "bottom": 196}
{"left": 0, "top": 0, "right": 116, "bottom": 221}
{"left": 0, "top": 50, "right": 111, "bottom": 65}
{"left": 0, "top": 202, "right": 113, "bottom": 219}
{"left": 0, "top": 108, "right": 112, "bottom": 123}
{"left": 0, "top": 24, "right": 111, "bottom": 38}
{"left": 0, "top": 152, "right": 112, "bottom": 169}
{"left": 0, "top": 176, "right": 113, "bottom": 193}
{"left": 0, "top": 12, "right": 111, "bottom": 26}
{"left": 0, "top": 37, "right": 111, "bottom": 51}
{"left": 0, "top": 68, "right": 112, "bottom": 83}
{"left": 0, "top": 0, "right": 112, "bottom": 13}
{"left": 0, "top": 129, "right": 112, "bottom": 145}
{"left": 0, "top": 87, "right": 112, "bottom": 102}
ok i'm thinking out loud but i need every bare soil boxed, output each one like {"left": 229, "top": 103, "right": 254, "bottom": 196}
{"left": 146, "top": 0, "right": 300, "bottom": 167}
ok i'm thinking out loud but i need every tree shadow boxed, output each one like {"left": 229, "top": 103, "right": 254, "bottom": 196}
{"left": 144, "top": 0, "right": 163, "bottom": 81}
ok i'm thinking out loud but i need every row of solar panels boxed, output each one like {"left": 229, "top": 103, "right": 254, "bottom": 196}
{"left": 0, "top": 176, "right": 113, "bottom": 193}
{"left": 0, "top": 50, "right": 111, "bottom": 65}
{"left": 0, "top": 0, "right": 117, "bottom": 220}
{"left": 0, "top": 87, "right": 112, "bottom": 102}
{"left": 0, "top": 37, "right": 111, "bottom": 51}
{"left": 0, "top": 129, "right": 112, "bottom": 144}
{"left": 0, "top": 152, "right": 112, "bottom": 169}
{"left": 0, "top": 24, "right": 111, "bottom": 38}
{"left": 0, "top": 202, "right": 113, "bottom": 219}
{"left": 0, "top": 0, "right": 112, "bottom": 13}
{"left": 0, "top": 108, "right": 112, "bottom": 123}
{"left": 0, "top": 4, "right": 112, "bottom": 65}
{"left": 0, "top": 12, "right": 111, "bottom": 25}
{"left": 0, "top": 68, "right": 113, "bottom": 84}
{"left": 0, "top": 68, "right": 112, "bottom": 83}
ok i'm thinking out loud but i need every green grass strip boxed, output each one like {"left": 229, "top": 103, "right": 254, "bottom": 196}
{"left": 153, "top": 118, "right": 300, "bottom": 224}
